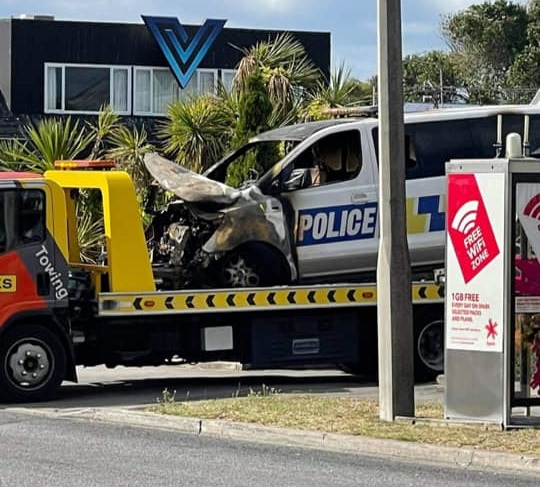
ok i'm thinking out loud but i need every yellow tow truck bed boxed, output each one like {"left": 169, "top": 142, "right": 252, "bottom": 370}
{"left": 98, "top": 282, "right": 444, "bottom": 316}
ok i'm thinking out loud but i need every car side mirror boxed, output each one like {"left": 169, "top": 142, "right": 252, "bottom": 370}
{"left": 284, "top": 168, "right": 308, "bottom": 191}
{"left": 267, "top": 178, "right": 282, "bottom": 195}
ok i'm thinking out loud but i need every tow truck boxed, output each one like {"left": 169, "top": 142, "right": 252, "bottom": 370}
{"left": 0, "top": 161, "right": 444, "bottom": 402}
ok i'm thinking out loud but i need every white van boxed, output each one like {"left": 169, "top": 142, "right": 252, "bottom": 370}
{"left": 145, "top": 104, "right": 540, "bottom": 289}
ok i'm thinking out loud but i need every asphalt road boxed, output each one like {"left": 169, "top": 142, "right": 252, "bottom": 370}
{"left": 0, "top": 410, "right": 538, "bottom": 487}
{"left": 2, "top": 363, "right": 444, "bottom": 410}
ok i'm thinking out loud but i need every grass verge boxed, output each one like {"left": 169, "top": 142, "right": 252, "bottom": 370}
{"left": 148, "top": 387, "right": 540, "bottom": 456}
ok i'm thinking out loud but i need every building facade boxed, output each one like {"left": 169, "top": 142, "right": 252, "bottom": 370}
{"left": 0, "top": 16, "right": 331, "bottom": 138}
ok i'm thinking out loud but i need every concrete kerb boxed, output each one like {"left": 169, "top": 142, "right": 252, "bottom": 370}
{"left": 19, "top": 407, "right": 539, "bottom": 477}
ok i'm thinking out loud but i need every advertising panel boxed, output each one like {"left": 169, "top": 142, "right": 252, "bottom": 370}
{"left": 446, "top": 173, "right": 505, "bottom": 352}
{"left": 516, "top": 183, "right": 540, "bottom": 259}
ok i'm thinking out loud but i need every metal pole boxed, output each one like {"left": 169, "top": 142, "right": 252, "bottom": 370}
{"left": 376, "top": 0, "right": 415, "bottom": 421}
{"left": 440, "top": 68, "right": 444, "bottom": 108}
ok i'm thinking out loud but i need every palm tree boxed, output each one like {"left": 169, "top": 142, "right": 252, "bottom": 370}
{"left": 158, "top": 94, "right": 234, "bottom": 172}
{"left": 107, "top": 124, "right": 154, "bottom": 192}
{"left": 0, "top": 116, "right": 93, "bottom": 173}
{"left": 0, "top": 110, "right": 157, "bottom": 261}
{"left": 0, "top": 138, "right": 27, "bottom": 171}
{"left": 87, "top": 105, "right": 121, "bottom": 159}
{"left": 233, "top": 32, "right": 322, "bottom": 125}
{"left": 302, "top": 63, "right": 373, "bottom": 120}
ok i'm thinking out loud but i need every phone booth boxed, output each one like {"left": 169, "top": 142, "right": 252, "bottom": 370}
{"left": 445, "top": 135, "right": 540, "bottom": 427}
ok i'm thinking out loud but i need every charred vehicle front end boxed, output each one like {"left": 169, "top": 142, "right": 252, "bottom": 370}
{"left": 144, "top": 153, "right": 296, "bottom": 290}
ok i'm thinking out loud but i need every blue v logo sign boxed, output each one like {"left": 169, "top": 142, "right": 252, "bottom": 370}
{"left": 142, "top": 16, "right": 226, "bottom": 88}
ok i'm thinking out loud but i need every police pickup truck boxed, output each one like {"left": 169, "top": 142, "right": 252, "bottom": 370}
{"left": 145, "top": 104, "right": 540, "bottom": 290}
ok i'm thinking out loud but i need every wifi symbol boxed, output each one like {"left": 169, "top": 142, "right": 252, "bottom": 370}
{"left": 452, "top": 200, "right": 479, "bottom": 234}
{"left": 523, "top": 194, "right": 540, "bottom": 219}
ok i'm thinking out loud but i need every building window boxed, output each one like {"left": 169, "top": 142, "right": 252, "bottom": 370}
{"left": 198, "top": 70, "right": 216, "bottom": 94}
{"left": 45, "top": 64, "right": 220, "bottom": 117}
{"left": 178, "top": 75, "right": 196, "bottom": 100}
{"left": 46, "top": 66, "right": 62, "bottom": 111}
{"left": 134, "top": 67, "right": 179, "bottom": 115}
{"left": 153, "top": 69, "right": 178, "bottom": 114}
{"left": 65, "top": 66, "right": 109, "bottom": 111}
{"left": 134, "top": 69, "right": 151, "bottom": 113}
{"left": 134, "top": 67, "right": 218, "bottom": 115}
{"left": 112, "top": 68, "right": 129, "bottom": 112}
{"left": 221, "top": 69, "right": 236, "bottom": 92}
{"left": 44, "top": 63, "right": 131, "bottom": 115}
{"left": 177, "top": 70, "right": 218, "bottom": 100}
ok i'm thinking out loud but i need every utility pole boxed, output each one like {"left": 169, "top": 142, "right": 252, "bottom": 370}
{"left": 376, "top": 0, "right": 415, "bottom": 421}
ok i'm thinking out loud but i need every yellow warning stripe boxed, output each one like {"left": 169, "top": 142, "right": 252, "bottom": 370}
{"left": 412, "top": 283, "right": 445, "bottom": 301}
{"left": 98, "top": 283, "right": 444, "bottom": 316}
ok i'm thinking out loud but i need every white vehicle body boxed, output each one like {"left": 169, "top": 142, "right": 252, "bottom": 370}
{"left": 147, "top": 104, "right": 540, "bottom": 288}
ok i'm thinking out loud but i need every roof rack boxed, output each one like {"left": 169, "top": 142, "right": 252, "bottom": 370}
{"left": 321, "top": 105, "right": 378, "bottom": 118}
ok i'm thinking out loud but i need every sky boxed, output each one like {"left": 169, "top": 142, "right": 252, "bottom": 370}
{"left": 0, "top": 0, "right": 529, "bottom": 81}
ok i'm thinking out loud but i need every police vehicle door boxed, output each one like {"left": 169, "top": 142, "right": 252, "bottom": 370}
{"left": 282, "top": 129, "right": 378, "bottom": 280}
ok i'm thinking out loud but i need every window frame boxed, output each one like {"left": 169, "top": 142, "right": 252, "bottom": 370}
{"left": 220, "top": 69, "right": 236, "bottom": 92}
{"left": 133, "top": 66, "right": 181, "bottom": 116}
{"left": 133, "top": 67, "right": 219, "bottom": 116}
{"left": 292, "top": 130, "right": 363, "bottom": 190}
{"left": 0, "top": 188, "right": 47, "bottom": 254}
{"left": 197, "top": 68, "right": 218, "bottom": 95}
{"left": 44, "top": 62, "right": 132, "bottom": 116}
{"left": 44, "top": 63, "right": 222, "bottom": 117}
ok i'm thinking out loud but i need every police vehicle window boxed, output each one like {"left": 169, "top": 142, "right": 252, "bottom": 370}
{"left": 224, "top": 141, "right": 283, "bottom": 187}
{"left": 371, "top": 115, "right": 538, "bottom": 180}
{"left": 476, "top": 114, "right": 540, "bottom": 156}
{"left": 299, "top": 130, "right": 362, "bottom": 187}
{"left": 372, "top": 128, "right": 419, "bottom": 175}
{"left": 410, "top": 116, "right": 540, "bottom": 179}
{"left": 405, "top": 135, "right": 417, "bottom": 170}
{"left": 406, "top": 119, "right": 477, "bottom": 179}
{"left": 526, "top": 115, "right": 540, "bottom": 153}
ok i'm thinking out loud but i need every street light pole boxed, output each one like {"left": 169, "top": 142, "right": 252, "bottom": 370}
{"left": 376, "top": 0, "right": 415, "bottom": 421}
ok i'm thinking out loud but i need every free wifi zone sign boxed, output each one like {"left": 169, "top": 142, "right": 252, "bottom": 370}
{"left": 447, "top": 174, "right": 500, "bottom": 284}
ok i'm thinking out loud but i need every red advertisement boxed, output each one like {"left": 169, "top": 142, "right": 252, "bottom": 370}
{"left": 447, "top": 174, "right": 500, "bottom": 284}
{"left": 516, "top": 184, "right": 540, "bottom": 265}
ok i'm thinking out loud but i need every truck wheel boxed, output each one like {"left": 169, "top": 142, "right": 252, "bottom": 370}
{"left": 219, "top": 244, "right": 288, "bottom": 288}
{"left": 0, "top": 325, "right": 66, "bottom": 402}
{"left": 415, "top": 317, "right": 444, "bottom": 382}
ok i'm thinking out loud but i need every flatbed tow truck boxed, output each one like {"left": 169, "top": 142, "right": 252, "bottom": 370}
{"left": 0, "top": 162, "right": 444, "bottom": 402}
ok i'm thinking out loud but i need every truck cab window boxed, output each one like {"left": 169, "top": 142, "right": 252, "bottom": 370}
{"left": 0, "top": 189, "right": 45, "bottom": 253}
{"left": 0, "top": 195, "right": 5, "bottom": 253}
{"left": 20, "top": 191, "right": 45, "bottom": 243}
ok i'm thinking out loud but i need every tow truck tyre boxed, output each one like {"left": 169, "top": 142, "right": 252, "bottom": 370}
{"left": 219, "top": 243, "right": 288, "bottom": 288}
{"left": 339, "top": 311, "right": 444, "bottom": 383}
{"left": 0, "top": 324, "right": 66, "bottom": 402}
{"left": 414, "top": 313, "right": 444, "bottom": 383}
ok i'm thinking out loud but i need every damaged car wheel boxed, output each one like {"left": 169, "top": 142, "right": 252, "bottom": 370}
{"left": 219, "top": 244, "right": 288, "bottom": 288}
